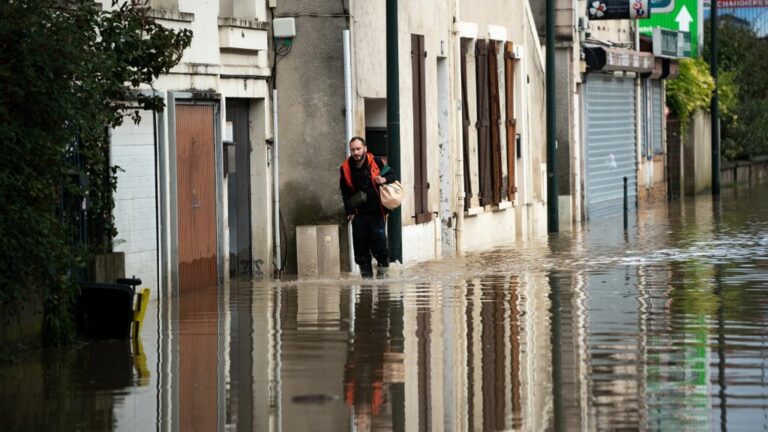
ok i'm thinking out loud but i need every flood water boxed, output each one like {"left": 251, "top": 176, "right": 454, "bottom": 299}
{"left": 3, "top": 184, "right": 768, "bottom": 431}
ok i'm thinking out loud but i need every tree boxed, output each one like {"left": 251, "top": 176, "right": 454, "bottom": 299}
{"left": 0, "top": 0, "right": 191, "bottom": 344}
{"left": 702, "top": 15, "right": 768, "bottom": 160}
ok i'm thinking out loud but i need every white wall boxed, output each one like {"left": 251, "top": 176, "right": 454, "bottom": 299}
{"left": 112, "top": 112, "right": 159, "bottom": 294}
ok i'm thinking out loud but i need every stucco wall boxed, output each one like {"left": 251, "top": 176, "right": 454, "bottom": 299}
{"left": 684, "top": 110, "right": 712, "bottom": 195}
{"left": 274, "top": 0, "right": 349, "bottom": 273}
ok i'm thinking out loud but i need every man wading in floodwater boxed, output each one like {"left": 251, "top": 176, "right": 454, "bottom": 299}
{"left": 340, "top": 136, "right": 398, "bottom": 279}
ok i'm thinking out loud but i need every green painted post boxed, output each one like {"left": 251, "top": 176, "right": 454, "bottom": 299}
{"left": 547, "top": 0, "right": 559, "bottom": 232}
{"left": 711, "top": 1, "right": 721, "bottom": 195}
{"left": 386, "top": 0, "right": 403, "bottom": 262}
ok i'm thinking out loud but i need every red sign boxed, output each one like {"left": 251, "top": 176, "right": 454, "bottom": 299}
{"left": 707, "top": 0, "right": 768, "bottom": 7}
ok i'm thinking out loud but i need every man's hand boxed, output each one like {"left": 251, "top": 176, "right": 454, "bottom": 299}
{"left": 374, "top": 176, "right": 387, "bottom": 185}
{"left": 347, "top": 214, "right": 355, "bottom": 222}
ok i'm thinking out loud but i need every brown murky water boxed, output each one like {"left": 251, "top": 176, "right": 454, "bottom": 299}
{"left": 2, "top": 184, "right": 768, "bottom": 431}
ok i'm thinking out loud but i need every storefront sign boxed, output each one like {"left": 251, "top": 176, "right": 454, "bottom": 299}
{"left": 604, "top": 47, "right": 655, "bottom": 72}
{"left": 587, "top": 0, "right": 652, "bottom": 20}
{"left": 639, "top": 0, "right": 698, "bottom": 56}
{"left": 704, "top": 0, "right": 768, "bottom": 7}
{"left": 652, "top": 28, "right": 692, "bottom": 58}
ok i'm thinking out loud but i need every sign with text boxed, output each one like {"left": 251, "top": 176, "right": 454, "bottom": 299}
{"left": 639, "top": 0, "right": 698, "bottom": 56}
{"left": 587, "top": 0, "right": 652, "bottom": 20}
{"left": 704, "top": 0, "right": 768, "bottom": 7}
{"left": 652, "top": 28, "right": 692, "bottom": 58}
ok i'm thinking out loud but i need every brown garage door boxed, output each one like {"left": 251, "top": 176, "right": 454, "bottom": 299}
{"left": 176, "top": 103, "right": 218, "bottom": 292}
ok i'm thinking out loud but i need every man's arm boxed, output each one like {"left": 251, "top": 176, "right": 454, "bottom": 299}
{"left": 375, "top": 157, "right": 398, "bottom": 183}
{"left": 339, "top": 166, "right": 354, "bottom": 215}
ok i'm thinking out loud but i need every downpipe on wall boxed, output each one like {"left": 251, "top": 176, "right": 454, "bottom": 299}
{"left": 453, "top": 0, "right": 464, "bottom": 256}
{"left": 343, "top": 30, "right": 358, "bottom": 274}
{"left": 273, "top": 88, "right": 282, "bottom": 274}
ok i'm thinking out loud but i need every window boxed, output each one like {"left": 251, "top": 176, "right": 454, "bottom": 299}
{"left": 461, "top": 38, "right": 519, "bottom": 211}
{"left": 411, "top": 34, "right": 431, "bottom": 224}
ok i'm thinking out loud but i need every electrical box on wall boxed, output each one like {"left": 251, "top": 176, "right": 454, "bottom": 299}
{"left": 273, "top": 17, "right": 296, "bottom": 38}
{"left": 513, "top": 45, "right": 524, "bottom": 60}
{"left": 268, "top": 0, "right": 277, "bottom": 8}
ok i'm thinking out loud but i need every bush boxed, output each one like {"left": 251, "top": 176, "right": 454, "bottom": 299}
{"left": 665, "top": 57, "right": 715, "bottom": 131}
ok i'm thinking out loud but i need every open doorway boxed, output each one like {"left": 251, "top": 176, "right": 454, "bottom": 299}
{"left": 364, "top": 98, "right": 388, "bottom": 162}
{"left": 225, "top": 99, "right": 252, "bottom": 279}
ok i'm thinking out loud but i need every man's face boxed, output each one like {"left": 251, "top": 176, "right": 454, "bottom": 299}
{"left": 350, "top": 140, "right": 366, "bottom": 162}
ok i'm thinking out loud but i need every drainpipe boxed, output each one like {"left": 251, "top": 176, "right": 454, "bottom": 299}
{"left": 386, "top": 0, "right": 403, "bottom": 263}
{"left": 453, "top": 0, "right": 464, "bottom": 256}
{"left": 343, "top": 30, "right": 358, "bottom": 273}
{"left": 546, "top": 0, "right": 559, "bottom": 233}
{"left": 273, "top": 88, "right": 282, "bottom": 273}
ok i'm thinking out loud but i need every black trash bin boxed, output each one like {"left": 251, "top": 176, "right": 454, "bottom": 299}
{"left": 77, "top": 282, "right": 135, "bottom": 339}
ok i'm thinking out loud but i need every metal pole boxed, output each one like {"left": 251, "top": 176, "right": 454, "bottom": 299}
{"left": 546, "top": 0, "right": 559, "bottom": 232}
{"left": 711, "top": 0, "right": 721, "bottom": 195}
{"left": 549, "top": 273, "right": 564, "bottom": 431}
{"left": 386, "top": 0, "right": 403, "bottom": 262}
{"left": 623, "top": 176, "right": 628, "bottom": 230}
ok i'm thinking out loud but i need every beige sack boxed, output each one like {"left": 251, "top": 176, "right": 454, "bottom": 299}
{"left": 380, "top": 181, "right": 404, "bottom": 210}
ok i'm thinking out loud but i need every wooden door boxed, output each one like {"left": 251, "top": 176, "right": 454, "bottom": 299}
{"left": 176, "top": 104, "right": 218, "bottom": 292}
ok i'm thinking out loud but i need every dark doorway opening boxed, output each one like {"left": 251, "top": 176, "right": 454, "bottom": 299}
{"left": 225, "top": 99, "right": 253, "bottom": 279}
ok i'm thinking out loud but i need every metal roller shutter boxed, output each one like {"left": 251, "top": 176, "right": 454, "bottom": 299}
{"left": 652, "top": 80, "right": 663, "bottom": 155}
{"left": 584, "top": 74, "right": 637, "bottom": 220}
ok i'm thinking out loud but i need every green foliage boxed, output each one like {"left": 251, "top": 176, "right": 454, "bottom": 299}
{"left": 0, "top": 0, "right": 191, "bottom": 345}
{"left": 665, "top": 57, "right": 714, "bottom": 131}
{"left": 703, "top": 16, "right": 768, "bottom": 160}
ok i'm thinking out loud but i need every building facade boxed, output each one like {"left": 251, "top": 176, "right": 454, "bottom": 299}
{"left": 109, "top": 0, "right": 273, "bottom": 294}
{"left": 274, "top": 0, "right": 548, "bottom": 273}
{"left": 532, "top": 0, "right": 671, "bottom": 227}
{"left": 105, "top": 1, "right": 684, "bottom": 282}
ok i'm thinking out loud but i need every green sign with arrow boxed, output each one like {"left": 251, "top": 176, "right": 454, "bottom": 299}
{"left": 640, "top": 0, "right": 699, "bottom": 57}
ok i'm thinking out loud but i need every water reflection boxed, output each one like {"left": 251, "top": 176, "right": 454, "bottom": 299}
{"left": 2, "top": 185, "right": 768, "bottom": 430}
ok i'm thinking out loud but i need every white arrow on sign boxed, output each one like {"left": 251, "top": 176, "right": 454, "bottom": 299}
{"left": 675, "top": 5, "right": 693, "bottom": 32}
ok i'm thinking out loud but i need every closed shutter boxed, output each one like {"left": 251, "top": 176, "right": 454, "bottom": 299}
{"left": 411, "top": 34, "right": 431, "bottom": 224}
{"left": 475, "top": 40, "right": 492, "bottom": 207}
{"left": 652, "top": 80, "right": 663, "bottom": 155}
{"left": 584, "top": 74, "right": 637, "bottom": 220}
{"left": 504, "top": 42, "right": 517, "bottom": 198}
{"left": 641, "top": 79, "right": 649, "bottom": 159}
{"left": 460, "top": 41, "right": 473, "bottom": 210}
{"left": 488, "top": 41, "right": 503, "bottom": 205}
